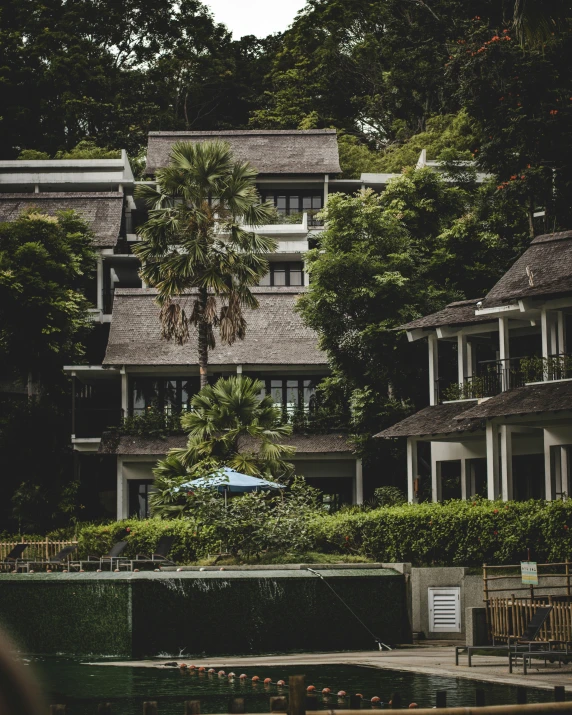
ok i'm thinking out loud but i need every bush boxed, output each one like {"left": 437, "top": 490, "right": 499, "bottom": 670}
{"left": 310, "top": 499, "right": 572, "bottom": 566}
{"left": 6, "top": 499, "right": 571, "bottom": 566}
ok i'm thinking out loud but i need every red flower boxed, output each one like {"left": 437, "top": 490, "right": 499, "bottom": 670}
{"left": 126, "top": 527, "right": 131, "bottom": 532}
{"left": 494, "top": 531, "right": 498, "bottom": 536}
{"left": 565, "top": 525, "right": 569, "bottom": 531}
{"left": 493, "top": 509, "right": 499, "bottom": 514}
{"left": 345, "top": 535, "right": 350, "bottom": 541}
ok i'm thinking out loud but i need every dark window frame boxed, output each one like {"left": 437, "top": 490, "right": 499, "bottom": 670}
{"left": 129, "top": 376, "right": 200, "bottom": 416}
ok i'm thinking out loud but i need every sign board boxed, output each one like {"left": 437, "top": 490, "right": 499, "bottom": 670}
{"left": 521, "top": 561, "right": 538, "bottom": 585}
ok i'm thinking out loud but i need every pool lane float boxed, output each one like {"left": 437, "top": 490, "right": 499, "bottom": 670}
{"left": 198, "top": 667, "right": 206, "bottom": 672}
{"left": 322, "top": 688, "right": 331, "bottom": 695}
{"left": 252, "top": 676, "right": 260, "bottom": 682}
{"left": 337, "top": 691, "right": 347, "bottom": 698}
{"left": 179, "top": 664, "right": 188, "bottom": 669}
{"left": 371, "top": 696, "right": 381, "bottom": 704}
{"left": 208, "top": 668, "right": 215, "bottom": 674}
{"left": 307, "top": 686, "right": 316, "bottom": 692}
{"left": 228, "top": 672, "right": 236, "bottom": 678}
{"left": 239, "top": 674, "right": 248, "bottom": 680}
{"left": 264, "top": 678, "right": 272, "bottom": 684}
{"left": 277, "top": 680, "right": 286, "bottom": 687}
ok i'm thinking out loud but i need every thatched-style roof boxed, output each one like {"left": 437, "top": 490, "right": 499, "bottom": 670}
{"left": 145, "top": 130, "right": 341, "bottom": 175}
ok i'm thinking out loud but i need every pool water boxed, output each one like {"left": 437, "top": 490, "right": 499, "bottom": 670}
{"left": 30, "top": 661, "right": 564, "bottom": 714}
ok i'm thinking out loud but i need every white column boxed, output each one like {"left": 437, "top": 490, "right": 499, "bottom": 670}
{"left": 541, "top": 308, "right": 550, "bottom": 360}
{"left": 96, "top": 254, "right": 104, "bottom": 311}
{"left": 432, "top": 461, "right": 442, "bottom": 503}
{"left": 557, "top": 311, "right": 566, "bottom": 355}
{"left": 486, "top": 422, "right": 500, "bottom": 500}
{"left": 460, "top": 459, "right": 468, "bottom": 500}
{"left": 544, "top": 430, "right": 554, "bottom": 500}
{"left": 457, "top": 333, "right": 468, "bottom": 387}
{"left": 406, "top": 438, "right": 418, "bottom": 503}
{"left": 355, "top": 458, "right": 363, "bottom": 504}
{"left": 561, "top": 447, "right": 569, "bottom": 498}
{"left": 467, "top": 342, "right": 475, "bottom": 380}
{"left": 498, "top": 316, "right": 510, "bottom": 390}
{"left": 500, "top": 425, "right": 513, "bottom": 501}
{"left": 236, "top": 364, "right": 243, "bottom": 375}
{"left": 116, "top": 457, "right": 125, "bottom": 520}
{"left": 428, "top": 333, "right": 439, "bottom": 406}
{"left": 121, "top": 368, "right": 128, "bottom": 415}
{"left": 323, "top": 173, "right": 329, "bottom": 207}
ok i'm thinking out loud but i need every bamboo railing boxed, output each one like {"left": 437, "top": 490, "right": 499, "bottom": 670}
{"left": 0, "top": 538, "right": 77, "bottom": 563}
{"left": 483, "top": 561, "right": 572, "bottom": 644}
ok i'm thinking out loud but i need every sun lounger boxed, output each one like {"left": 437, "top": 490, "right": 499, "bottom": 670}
{"left": 129, "top": 535, "right": 175, "bottom": 570}
{"left": 0, "top": 544, "right": 29, "bottom": 572}
{"left": 77, "top": 540, "right": 128, "bottom": 571}
{"left": 509, "top": 643, "right": 572, "bottom": 674}
{"left": 455, "top": 606, "right": 553, "bottom": 666}
{"left": 25, "top": 545, "right": 78, "bottom": 572}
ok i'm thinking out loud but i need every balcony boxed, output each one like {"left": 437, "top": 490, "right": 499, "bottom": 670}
{"left": 439, "top": 353, "right": 572, "bottom": 402}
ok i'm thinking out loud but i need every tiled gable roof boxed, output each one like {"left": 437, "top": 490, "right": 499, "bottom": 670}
{"left": 99, "top": 432, "right": 353, "bottom": 455}
{"left": 375, "top": 402, "right": 483, "bottom": 439}
{"left": 0, "top": 192, "right": 123, "bottom": 247}
{"left": 103, "top": 288, "right": 327, "bottom": 366}
{"left": 481, "top": 231, "right": 572, "bottom": 308}
{"left": 454, "top": 380, "right": 572, "bottom": 420}
{"left": 145, "top": 130, "right": 341, "bottom": 175}
{"left": 398, "top": 299, "right": 486, "bottom": 331}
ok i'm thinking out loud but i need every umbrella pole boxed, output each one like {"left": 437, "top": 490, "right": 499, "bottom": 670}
{"left": 224, "top": 489, "right": 228, "bottom": 508}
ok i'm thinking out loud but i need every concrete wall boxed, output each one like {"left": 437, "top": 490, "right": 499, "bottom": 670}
{"left": 394, "top": 565, "right": 570, "bottom": 644}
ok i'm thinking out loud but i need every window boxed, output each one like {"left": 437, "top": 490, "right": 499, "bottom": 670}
{"left": 130, "top": 377, "right": 199, "bottom": 415}
{"left": 259, "top": 262, "right": 305, "bottom": 287}
{"left": 261, "top": 191, "right": 323, "bottom": 226}
{"left": 261, "top": 377, "right": 316, "bottom": 415}
{"left": 129, "top": 480, "right": 154, "bottom": 519}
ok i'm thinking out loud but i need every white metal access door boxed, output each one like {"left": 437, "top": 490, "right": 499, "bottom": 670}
{"left": 428, "top": 587, "right": 461, "bottom": 632}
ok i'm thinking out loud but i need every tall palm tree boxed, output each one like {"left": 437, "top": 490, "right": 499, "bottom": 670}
{"left": 513, "top": 0, "right": 569, "bottom": 47}
{"left": 135, "top": 141, "right": 277, "bottom": 388}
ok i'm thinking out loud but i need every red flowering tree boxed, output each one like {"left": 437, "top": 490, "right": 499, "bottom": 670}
{"left": 448, "top": 16, "right": 572, "bottom": 234}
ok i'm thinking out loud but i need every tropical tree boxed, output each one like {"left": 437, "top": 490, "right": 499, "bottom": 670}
{"left": 152, "top": 376, "right": 295, "bottom": 487}
{"left": 135, "top": 141, "right": 277, "bottom": 388}
{"left": 513, "top": 0, "right": 570, "bottom": 48}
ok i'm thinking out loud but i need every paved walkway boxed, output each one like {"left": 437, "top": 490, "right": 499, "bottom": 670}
{"left": 92, "top": 646, "right": 572, "bottom": 692}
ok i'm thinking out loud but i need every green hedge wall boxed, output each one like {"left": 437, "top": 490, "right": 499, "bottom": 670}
{"left": 310, "top": 499, "right": 572, "bottom": 566}
{"left": 8, "top": 499, "right": 572, "bottom": 567}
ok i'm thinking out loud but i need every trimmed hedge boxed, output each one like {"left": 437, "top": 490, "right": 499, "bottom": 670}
{"left": 7, "top": 499, "right": 572, "bottom": 566}
{"left": 310, "top": 499, "right": 572, "bottom": 566}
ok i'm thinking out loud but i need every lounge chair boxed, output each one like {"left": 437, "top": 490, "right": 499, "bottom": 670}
{"left": 0, "top": 544, "right": 29, "bottom": 573}
{"left": 509, "top": 643, "right": 572, "bottom": 674}
{"left": 129, "top": 535, "right": 175, "bottom": 570}
{"left": 77, "top": 541, "right": 128, "bottom": 571}
{"left": 455, "top": 605, "right": 553, "bottom": 667}
{"left": 25, "top": 545, "right": 78, "bottom": 572}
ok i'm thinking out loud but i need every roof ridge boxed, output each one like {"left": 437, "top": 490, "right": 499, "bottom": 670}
{"left": 0, "top": 192, "right": 124, "bottom": 199}
{"left": 148, "top": 129, "right": 337, "bottom": 136}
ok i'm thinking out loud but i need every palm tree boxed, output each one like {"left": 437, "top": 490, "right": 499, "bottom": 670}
{"left": 134, "top": 141, "right": 277, "bottom": 388}
{"left": 513, "top": 0, "right": 569, "bottom": 47}
{"left": 156, "top": 376, "right": 295, "bottom": 479}
{"left": 148, "top": 376, "right": 295, "bottom": 515}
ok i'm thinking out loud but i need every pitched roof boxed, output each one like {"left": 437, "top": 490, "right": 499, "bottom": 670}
{"left": 0, "top": 192, "right": 123, "bottom": 247}
{"left": 398, "top": 299, "right": 487, "bottom": 331}
{"left": 99, "top": 432, "right": 353, "bottom": 455}
{"left": 481, "top": 231, "right": 572, "bottom": 308}
{"left": 145, "top": 130, "right": 341, "bottom": 175}
{"left": 103, "top": 288, "right": 327, "bottom": 366}
{"left": 374, "top": 402, "right": 483, "bottom": 439}
{"left": 454, "top": 380, "right": 572, "bottom": 420}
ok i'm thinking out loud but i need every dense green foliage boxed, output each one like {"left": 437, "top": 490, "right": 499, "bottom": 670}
{"left": 39, "top": 498, "right": 572, "bottom": 566}
{"left": 298, "top": 171, "right": 529, "bottom": 474}
{"left": 0, "top": 210, "right": 95, "bottom": 532}
{"left": 0, "top": 210, "right": 95, "bottom": 383}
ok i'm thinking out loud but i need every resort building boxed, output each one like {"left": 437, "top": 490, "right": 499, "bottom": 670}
{"left": 0, "top": 131, "right": 367, "bottom": 519}
{"left": 377, "top": 230, "right": 572, "bottom": 504}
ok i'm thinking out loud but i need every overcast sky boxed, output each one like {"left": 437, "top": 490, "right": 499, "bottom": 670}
{"left": 205, "top": 0, "right": 307, "bottom": 38}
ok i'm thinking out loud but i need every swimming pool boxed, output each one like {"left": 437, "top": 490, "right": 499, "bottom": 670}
{"left": 31, "top": 661, "right": 565, "bottom": 714}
